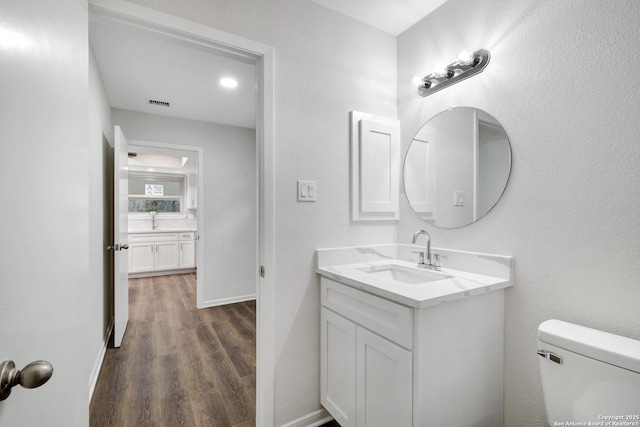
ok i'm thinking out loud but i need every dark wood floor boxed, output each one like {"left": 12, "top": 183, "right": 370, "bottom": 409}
{"left": 90, "top": 273, "right": 256, "bottom": 427}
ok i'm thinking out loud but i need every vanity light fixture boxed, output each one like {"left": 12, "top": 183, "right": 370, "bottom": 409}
{"left": 416, "top": 49, "right": 490, "bottom": 97}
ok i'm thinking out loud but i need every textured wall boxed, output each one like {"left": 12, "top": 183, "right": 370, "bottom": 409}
{"left": 121, "top": 0, "right": 398, "bottom": 423}
{"left": 398, "top": 1, "right": 640, "bottom": 425}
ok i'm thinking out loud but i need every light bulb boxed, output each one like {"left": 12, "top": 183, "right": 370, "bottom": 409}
{"left": 432, "top": 63, "right": 450, "bottom": 78}
{"left": 457, "top": 50, "right": 475, "bottom": 66}
{"left": 220, "top": 77, "right": 238, "bottom": 88}
{"left": 411, "top": 75, "right": 424, "bottom": 87}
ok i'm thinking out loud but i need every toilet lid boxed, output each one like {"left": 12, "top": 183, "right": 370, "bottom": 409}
{"left": 538, "top": 319, "right": 640, "bottom": 374}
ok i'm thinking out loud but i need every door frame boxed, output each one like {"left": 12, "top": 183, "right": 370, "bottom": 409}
{"left": 89, "top": 1, "right": 276, "bottom": 425}
{"left": 127, "top": 140, "right": 205, "bottom": 304}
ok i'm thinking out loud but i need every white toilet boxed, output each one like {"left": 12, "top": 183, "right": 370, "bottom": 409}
{"left": 538, "top": 319, "right": 640, "bottom": 425}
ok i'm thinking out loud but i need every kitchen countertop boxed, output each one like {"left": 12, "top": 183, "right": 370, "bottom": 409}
{"left": 128, "top": 229, "right": 196, "bottom": 234}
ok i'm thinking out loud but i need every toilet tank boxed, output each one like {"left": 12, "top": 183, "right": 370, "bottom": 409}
{"left": 537, "top": 319, "right": 640, "bottom": 425}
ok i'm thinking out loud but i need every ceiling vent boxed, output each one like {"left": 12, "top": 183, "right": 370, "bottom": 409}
{"left": 147, "top": 99, "right": 171, "bottom": 107}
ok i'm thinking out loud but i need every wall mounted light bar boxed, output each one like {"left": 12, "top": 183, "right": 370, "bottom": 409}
{"left": 416, "top": 49, "right": 490, "bottom": 97}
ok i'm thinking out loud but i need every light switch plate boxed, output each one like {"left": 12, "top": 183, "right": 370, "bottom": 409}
{"left": 298, "top": 180, "right": 316, "bottom": 202}
{"left": 454, "top": 191, "right": 464, "bottom": 207}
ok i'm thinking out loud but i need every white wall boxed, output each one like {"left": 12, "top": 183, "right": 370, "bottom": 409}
{"left": 123, "top": 0, "right": 398, "bottom": 423}
{"left": 88, "top": 45, "right": 114, "bottom": 394}
{"left": 398, "top": 1, "right": 640, "bottom": 425}
{"left": 112, "top": 109, "right": 257, "bottom": 306}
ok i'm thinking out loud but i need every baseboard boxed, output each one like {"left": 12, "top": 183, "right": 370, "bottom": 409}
{"left": 281, "top": 409, "right": 333, "bottom": 427}
{"left": 200, "top": 293, "right": 256, "bottom": 308}
{"left": 89, "top": 321, "right": 113, "bottom": 400}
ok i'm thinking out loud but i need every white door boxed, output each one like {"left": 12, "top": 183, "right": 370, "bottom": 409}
{"left": 0, "top": 0, "right": 90, "bottom": 425}
{"left": 113, "top": 126, "right": 129, "bottom": 347}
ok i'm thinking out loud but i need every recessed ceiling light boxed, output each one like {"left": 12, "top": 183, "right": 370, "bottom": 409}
{"left": 220, "top": 77, "right": 238, "bottom": 88}
{"left": 147, "top": 168, "right": 155, "bottom": 172}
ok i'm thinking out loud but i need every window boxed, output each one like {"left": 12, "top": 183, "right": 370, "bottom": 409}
{"left": 128, "top": 172, "right": 185, "bottom": 214}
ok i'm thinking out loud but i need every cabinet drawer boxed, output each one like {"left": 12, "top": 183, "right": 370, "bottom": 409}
{"left": 179, "top": 232, "right": 195, "bottom": 241}
{"left": 321, "top": 278, "right": 413, "bottom": 349}
{"left": 129, "top": 232, "right": 179, "bottom": 242}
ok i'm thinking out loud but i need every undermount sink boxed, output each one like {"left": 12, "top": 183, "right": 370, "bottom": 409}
{"left": 357, "top": 264, "right": 452, "bottom": 284}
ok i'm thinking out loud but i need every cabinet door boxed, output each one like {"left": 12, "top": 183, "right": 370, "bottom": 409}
{"left": 356, "top": 326, "right": 412, "bottom": 427}
{"left": 179, "top": 240, "right": 195, "bottom": 268}
{"left": 321, "top": 308, "right": 357, "bottom": 427}
{"left": 155, "top": 241, "right": 179, "bottom": 270}
{"left": 129, "top": 242, "right": 154, "bottom": 273}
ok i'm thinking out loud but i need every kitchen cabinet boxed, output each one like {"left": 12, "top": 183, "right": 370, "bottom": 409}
{"left": 129, "top": 231, "right": 196, "bottom": 276}
{"left": 179, "top": 232, "right": 195, "bottom": 268}
{"left": 129, "top": 242, "right": 155, "bottom": 273}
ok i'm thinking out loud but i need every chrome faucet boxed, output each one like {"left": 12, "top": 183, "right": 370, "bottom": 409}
{"left": 150, "top": 211, "right": 158, "bottom": 230}
{"left": 411, "top": 229, "right": 433, "bottom": 269}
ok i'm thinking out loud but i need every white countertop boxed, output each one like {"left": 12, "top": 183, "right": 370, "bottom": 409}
{"left": 316, "top": 244, "right": 513, "bottom": 309}
{"left": 128, "top": 229, "right": 196, "bottom": 234}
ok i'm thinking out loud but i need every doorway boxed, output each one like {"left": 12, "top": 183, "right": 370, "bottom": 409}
{"left": 125, "top": 140, "right": 204, "bottom": 305}
{"left": 89, "top": 2, "right": 275, "bottom": 424}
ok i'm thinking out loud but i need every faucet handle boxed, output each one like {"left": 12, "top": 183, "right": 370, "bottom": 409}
{"left": 432, "top": 253, "right": 441, "bottom": 270}
{"left": 412, "top": 250, "right": 425, "bottom": 265}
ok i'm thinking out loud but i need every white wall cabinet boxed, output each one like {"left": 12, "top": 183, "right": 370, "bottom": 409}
{"left": 350, "top": 111, "right": 400, "bottom": 221}
{"left": 129, "top": 232, "right": 196, "bottom": 276}
{"left": 320, "top": 277, "right": 505, "bottom": 427}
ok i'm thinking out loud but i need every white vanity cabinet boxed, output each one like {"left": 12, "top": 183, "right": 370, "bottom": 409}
{"left": 320, "top": 276, "right": 505, "bottom": 427}
{"left": 129, "top": 232, "right": 196, "bottom": 276}
{"left": 321, "top": 278, "right": 412, "bottom": 427}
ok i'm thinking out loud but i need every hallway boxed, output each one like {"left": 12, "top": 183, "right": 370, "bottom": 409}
{"left": 90, "top": 274, "right": 256, "bottom": 426}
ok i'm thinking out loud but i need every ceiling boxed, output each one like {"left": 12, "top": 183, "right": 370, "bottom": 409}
{"left": 89, "top": 22, "right": 256, "bottom": 129}
{"left": 89, "top": 1, "right": 446, "bottom": 130}
{"left": 309, "top": 0, "right": 450, "bottom": 35}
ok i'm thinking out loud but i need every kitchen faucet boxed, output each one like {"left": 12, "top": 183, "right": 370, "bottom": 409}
{"left": 150, "top": 211, "right": 158, "bottom": 230}
{"left": 411, "top": 229, "right": 435, "bottom": 269}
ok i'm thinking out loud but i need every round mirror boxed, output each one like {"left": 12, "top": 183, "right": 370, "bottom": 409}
{"left": 403, "top": 107, "right": 511, "bottom": 229}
